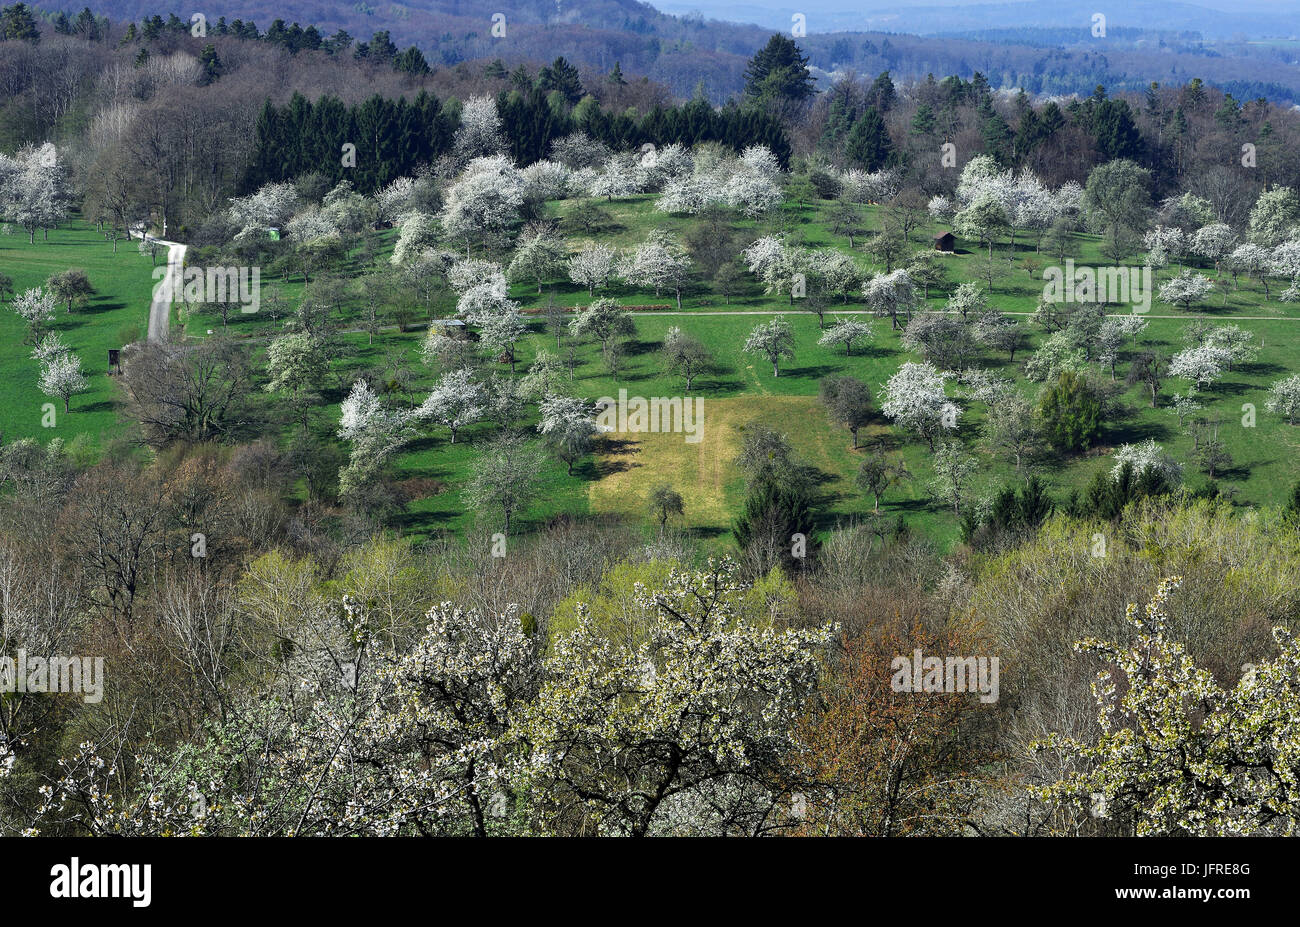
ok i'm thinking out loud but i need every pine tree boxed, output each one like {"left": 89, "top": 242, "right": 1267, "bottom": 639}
{"left": 743, "top": 34, "right": 815, "bottom": 102}
{"left": 844, "top": 107, "right": 893, "bottom": 171}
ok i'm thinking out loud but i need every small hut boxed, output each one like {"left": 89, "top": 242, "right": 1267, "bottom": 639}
{"left": 932, "top": 231, "right": 955, "bottom": 253}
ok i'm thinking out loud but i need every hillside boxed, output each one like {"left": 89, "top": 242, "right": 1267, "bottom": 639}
{"left": 30, "top": 0, "right": 1300, "bottom": 102}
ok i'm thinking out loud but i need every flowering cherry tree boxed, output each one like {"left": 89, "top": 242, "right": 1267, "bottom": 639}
{"left": 417, "top": 367, "right": 487, "bottom": 443}
{"left": 1036, "top": 577, "right": 1300, "bottom": 835}
{"left": 1265, "top": 374, "right": 1300, "bottom": 425}
{"left": 881, "top": 361, "right": 959, "bottom": 450}
{"left": 568, "top": 242, "right": 619, "bottom": 296}
{"left": 517, "top": 559, "right": 834, "bottom": 836}
{"left": 743, "top": 317, "right": 797, "bottom": 377}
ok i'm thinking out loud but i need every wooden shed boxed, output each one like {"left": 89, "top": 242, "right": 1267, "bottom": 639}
{"left": 933, "top": 231, "right": 955, "bottom": 253}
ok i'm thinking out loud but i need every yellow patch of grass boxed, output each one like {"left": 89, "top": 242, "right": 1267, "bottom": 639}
{"left": 587, "top": 395, "right": 854, "bottom": 531}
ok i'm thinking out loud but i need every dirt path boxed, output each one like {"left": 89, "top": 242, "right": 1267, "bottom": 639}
{"left": 147, "top": 239, "right": 186, "bottom": 343}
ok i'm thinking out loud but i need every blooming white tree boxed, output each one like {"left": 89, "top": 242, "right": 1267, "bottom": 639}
{"left": 1010, "top": 172, "right": 1059, "bottom": 249}
{"left": 929, "top": 441, "right": 978, "bottom": 514}
{"left": 1265, "top": 374, "right": 1300, "bottom": 425}
{"left": 1157, "top": 269, "right": 1214, "bottom": 311}
{"left": 723, "top": 146, "right": 783, "bottom": 219}
{"left": 1036, "top": 577, "right": 1300, "bottom": 836}
{"left": 2, "top": 144, "right": 68, "bottom": 243}
{"left": 1271, "top": 239, "right": 1300, "bottom": 301}
{"left": 589, "top": 153, "right": 643, "bottom": 201}
{"left": 657, "top": 172, "right": 721, "bottom": 215}
{"left": 519, "top": 160, "right": 572, "bottom": 203}
{"left": 439, "top": 156, "right": 524, "bottom": 252}
{"left": 421, "top": 326, "right": 476, "bottom": 370}
{"left": 477, "top": 310, "right": 529, "bottom": 372}
{"left": 568, "top": 242, "right": 619, "bottom": 296}
{"left": 1247, "top": 185, "right": 1300, "bottom": 248}
{"left": 862, "top": 268, "right": 917, "bottom": 330}
{"left": 742, "top": 235, "right": 790, "bottom": 281}
{"left": 954, "top": 193, "right": 1010, "bottom": 263}
{"left": 927, "top": 194, "right": 955, "bottom": 223}
{"left": 337, "top": 380, "right": 417, "bottom": 498}
{"left": 1168, "top": 345, "right": 1232, "bottom": 391}
{"left": 450, "top": 261, "right": 517, "bottom": 325}
{"left": 1159, "top": 191, "right": 1215, "bottom": 230}
{"left": 1190, "top": 222, "right": 1237, "bottom": 268}
{"left": 453, "top": 95, "right": 507, "bottom": 161}
{"left": 519, "top": 349, "right": 570, "bottom": 398}
{"left": 811, "top": 250, "right": 863, "bottom": 303}
{"left": 1143, "top": 225, "right": 1187, "bottom": 269}
{"left": 1201, "top": 323, "right": 1258, "bottom": 368}
{"left": 228, "top": 182, "right": 300, "bottom": 241}
{"left": 29, "top": 332, "right": 70, "bottom": 364}
{"left": 285, "top": 206, "right": 341, "bottom": 246}
{"left": 390, "top": 212, "right": 440, "bottom": 266}
{"left": 549, "top": 132, "right": 610, "bottom": 170}
{"left": 508, "top": 228, "right": 568, "bottom": 293}
{"left": 1111, "top": 439, "right": 1183, "bottom": 485}
{"left": 38, "top": 351, "right": 88, "bottom": 412}
{"left": 417, "top": 367, "right": 488, "bottom": 443}
{"left": 1228, "top": 243, "right": 1274, "bottom": 296}
{"left": 11, "top": 287, "right": 57, "bottom": 341}
{"left": 447, "top": 258, "right": 503, "bottom": 291}
{"left": 374, "top": 176, "right": 416, "bottom": 224}
{"left": 1024, "top": 331, "right": 1087, "bottom": 382}
{"left": 742, "top": 317, "right": 797, "bottom": 377}
{"left": 516, "top": 559, "right": 833, "bottom": 836}
{"left": 880, "top": 361, "right": 959, "bottom": 450}
{"left": 1053, "top": 180, "right": 1084, "bottom": 218}
{"left": 817, "top": 318, "right": 872, "bottom": 356}
{"left": 536, "top": 394, "right": 599, "bottom": 474}
{"left": 945, "top": 281, "right": 987, "bottom": 321}
{"left": 569, "top": 298, "right": 634, "bottom": 373}
{"left": 955, "top": 155, "right": 1014, "bottom": 209}
{"left": 636, "top": 142, "right": 693, "bottom": 191}
{"left": 622, "top": 231, "right": 691, "bottom": 308}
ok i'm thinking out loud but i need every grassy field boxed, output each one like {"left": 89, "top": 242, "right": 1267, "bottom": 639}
{"left": 7, "top": 195, "right": 1300, "bottom": 552}
{"left": 0, "top": 221, "right": 155, "bottom": 448}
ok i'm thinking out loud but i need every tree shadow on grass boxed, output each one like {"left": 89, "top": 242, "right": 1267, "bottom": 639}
{"left": 1235, "top": 360, "right": 1287, "bottom": 378}
{"left": 80, "top": 300, "right": 127, "bottom": 315}
{"left": 73, "top": 401, "right": 115, "bottom": 414}
{"left": 1209, "top": 380, "right": 1258, "bottom": 398}
{"left": 781, "top": 363, "right": 840, "bottom": 381}
{"left": 591, "top": 436, "right": 640, "bottom": 477}
{"left": 1104, "top": 418, "right": 1174, "bottom": 445}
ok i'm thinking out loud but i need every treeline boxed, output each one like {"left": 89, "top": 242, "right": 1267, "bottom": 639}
{"left": 242, "top": 87, "right": 792, "bottom": 193}
{"left": 242, "top": 92, "right": 456, "bottom": 194}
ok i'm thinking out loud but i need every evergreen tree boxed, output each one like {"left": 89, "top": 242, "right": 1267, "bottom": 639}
{"left": 844, "top": 107, "right": 893, "bottom": 171}
{"left": 197, "top": 44, "right": 224, "bottom": 86}
{"left": 0, "top": 2, "right": 40, "bottom": 43}
{"left": 539, "top": 57, "right": 584, "bottom": 106}
{"left": 743, "top": 34, "right": 816, "bottom": 103}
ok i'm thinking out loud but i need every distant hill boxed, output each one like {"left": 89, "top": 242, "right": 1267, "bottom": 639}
{"left": 652, "top": 0, "right": 1300, "bottom": 39}
{"left": 32, "top": 0, "right": 1300, "bottom": 103}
